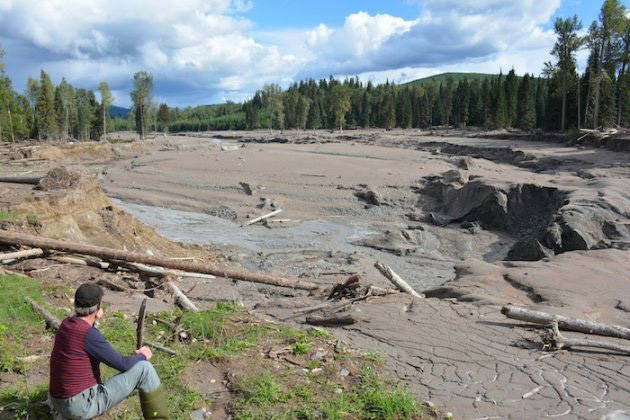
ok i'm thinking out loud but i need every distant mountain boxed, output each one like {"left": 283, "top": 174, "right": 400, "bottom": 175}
{"left": 403, "top": 72, "right": 497, "bottom": 86}
{"left": 108, "top": 105, "right": 130, "bottom": 118}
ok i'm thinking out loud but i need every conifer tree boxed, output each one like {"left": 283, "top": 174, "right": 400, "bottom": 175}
{"left": 517, "top": 74, "right": 536, "bottom": 129}
{"left": 552, "top": 15, "right": 583, "bottom": 131}
{"left": 504, "top": 69, "right": 519, "bottom": 125}
{"left": 360, "top": 92, "right": 370, "bottom": 128}
{"left": 37, "top": 70, "right": 57, "bottom": 139}
{"left": 98, "top": 82, "right": 113, "bottom": 137}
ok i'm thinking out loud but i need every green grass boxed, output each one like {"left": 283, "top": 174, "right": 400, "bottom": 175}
{"left": 231, "top": 363, "right": 424, "bottom": 420}
{"left": 0, "top": 210, "right": 13, "bottom": 221}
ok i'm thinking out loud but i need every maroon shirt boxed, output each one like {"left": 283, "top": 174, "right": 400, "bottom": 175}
{"left": 49, "top": 317, "right": 145, "bottom": 399}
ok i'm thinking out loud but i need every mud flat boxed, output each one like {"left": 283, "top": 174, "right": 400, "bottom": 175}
{"left": 93, "top": 129, "right": 630, "bottom": 418}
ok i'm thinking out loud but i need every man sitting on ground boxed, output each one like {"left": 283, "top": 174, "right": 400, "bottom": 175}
{"left": 49, "top": 283, "right": 169, "bottom": 419}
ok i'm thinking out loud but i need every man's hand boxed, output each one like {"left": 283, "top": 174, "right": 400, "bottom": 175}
{"left": 135, "top": 346, "right": 153, "bottom": 360}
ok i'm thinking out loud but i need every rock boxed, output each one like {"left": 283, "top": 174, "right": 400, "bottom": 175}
{"left": 461, "top": 221, "right": 481, "bottom": 234}
{"left": 507, "top": 239, "right": 554, "bottom": 261}
{"left": 239, "top": 182, "right": 253, "bottom": 196}
{"left": 355, "top": 187, "right": 383, "bottom": 206}
{"left": 256, "top": 198, "right": 272, "bottom": 209}
{"left": 442, "top": 169, "right": 468, "bottom": 185}
{"left": 220, "top": 144, "right": 239, "bottom": 152}
{"left": 456, "top": 156, "right": 474, "bottom": 170}
{"left": 204, "top": 206, "right": 237, "bottom": 221}
{"left": 339, "top": 368, "right": 350, "bottom": 377}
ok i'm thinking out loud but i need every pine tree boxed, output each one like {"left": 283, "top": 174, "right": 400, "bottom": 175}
{"left": 37, "top": 70, "right": 57, "bottom": 139}
{"left": 505, "top": 69, "right": 518, "bottom": 126}
{"left": 130, "top": 71, "right": 153, "bottom": 139}
{"left": 360, "top": 92, "right": 370, "bottom": 128}
{"left": 402, "top": 89, "right": 413, "bottom": 128}
{"left": 552, "top": 15, "right": 583, "bottom": 131}
{"left": 98, "top": 82, "right": 113, "bottom": 138}
{"left": 516, "top": 74, "right": 536, "bottom": 129}
{"left": 492, "top": 74, "right": 508, "bottom": 128}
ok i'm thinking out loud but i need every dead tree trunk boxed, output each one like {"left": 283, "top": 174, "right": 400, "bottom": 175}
{"left": 26, "top": 297, "right": 60, "bottom": 330}
{"left": 0, "top": 231, "right": 318, "bottom": 291}
{"left": 0, "top": 248, "right": 43, "bottom": 261}
{"left": 0, "top": 176, "right": 44, "bottom": 185}
{"left": 374, "top": 262, "right": 423, "bottom": 298}
{"left": 167, "top": 281, "right": 199, "bottom": 312}
{"left": 544, "top": 321, "right": 630, "bottom": 355}
{"left": 501, "top": 305, "right": 630, "bottom": 340}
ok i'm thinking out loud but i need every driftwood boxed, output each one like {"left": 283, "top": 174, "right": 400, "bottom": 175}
{"left": 242, "top": 209, "right": 283, "bottom": 227}
{"left": 0, "top": 176, "right": 43, "bottom": 185}
{"left": 167, "top": 280, "right": 199, "bottom": 312}
{"left": 136, "top": 298, "right": 148, "bottom": 350}
{"left": 109, "top": 260, "right": 215, "bottom": 280}
{"left": 501, "top": 305, "right": 630, "bottom": 340}
{"left": 374, "top": 262, "right": 423, "bottom": 298}
{"left": 327, "top": 275, "right": 361, "bottom": 300}
{"left": 306, "top": 314, "right": 357, "bottom": 326}
{"left": 0, "top": 231, "right": 318, "bottom": 290}
{"left": 143, "top": 340, "right": 177, "bottom": 356}
{"left": 0, "top": 248, "right": 43, "bottom": 261}
{"left": 26, "top": 297, "right": 60, "bottom": 330}
{"left": 543, "top": 321, "right": 630, "bottom": 355}
{"left": 50, "top": 255, "right": 110, "bottom": 269}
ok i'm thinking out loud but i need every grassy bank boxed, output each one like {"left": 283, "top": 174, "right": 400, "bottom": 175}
{"left": 0, "top": 274, "right": 436, "bottom": 419}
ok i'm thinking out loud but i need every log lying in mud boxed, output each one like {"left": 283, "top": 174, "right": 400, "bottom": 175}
{"left": 0, "top": 248, "right": 43, "bottom": 261}
{"left": 502, "top": 305, "right": 630, "bottom": 340}
{"left": 0, "top": 176, "right": 43, "bottom": 185}
{"left": 305, "top": 314, "right": 357, "bottom": 327}
{"left": 374, "top": 262, "right": 424, "bottom": 298}
{"left": 242, "top": 209, "right": 283, "bottom": 227}
{"left": 26, "top": 297, "right": 60, "bottom": 330}
{"left": 0, "top": 231, "right": 318, "bottom": 291}
{"left": 545, "top": 321, "right": 630, "bottom": 355}
{"left": 167, "top": 281, "right": 199, "bottom": 312}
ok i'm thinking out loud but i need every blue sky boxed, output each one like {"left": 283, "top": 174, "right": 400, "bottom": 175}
{"left": 0, "top": 0, "right": 627, "bottom": 107}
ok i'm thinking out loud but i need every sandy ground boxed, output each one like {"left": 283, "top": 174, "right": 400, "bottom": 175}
{"left": 2, "top": 129, "right": 630, "bottom": 418}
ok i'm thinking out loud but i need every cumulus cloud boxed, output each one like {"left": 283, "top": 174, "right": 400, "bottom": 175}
{"left": 0, "top": 0, "right": 562, "bottom": 106}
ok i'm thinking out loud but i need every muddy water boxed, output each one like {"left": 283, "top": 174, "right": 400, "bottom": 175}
{"left": 113, "top": 198, "right": 511, "bottom": 291}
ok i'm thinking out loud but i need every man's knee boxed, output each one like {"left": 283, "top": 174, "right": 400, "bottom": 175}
{"left": 135, "top": 360, "right": 160, "bottom": 392}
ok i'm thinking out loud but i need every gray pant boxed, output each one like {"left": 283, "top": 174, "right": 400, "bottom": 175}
{"left": 50, "top": 360, "right": 161, "bottom": 419}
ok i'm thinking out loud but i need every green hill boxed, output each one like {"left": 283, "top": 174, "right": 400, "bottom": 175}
{"left": 403, "top": 72, "right": 497, "bottom": 87}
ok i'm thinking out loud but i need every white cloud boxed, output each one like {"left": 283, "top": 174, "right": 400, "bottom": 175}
{"left": 0, "top": 0, "right": 562, "bottom": 106}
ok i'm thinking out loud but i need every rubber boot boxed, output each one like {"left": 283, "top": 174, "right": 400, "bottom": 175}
{"left": 139, "top": 386, "right": 170, "bottom": 419}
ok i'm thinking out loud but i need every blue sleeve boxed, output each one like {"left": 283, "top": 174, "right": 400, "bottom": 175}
{"left": 85, "top": 328, "right": 145, "bottom": 372}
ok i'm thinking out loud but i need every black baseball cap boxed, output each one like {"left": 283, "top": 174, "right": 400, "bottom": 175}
{"left": 74, "top": 283, "right": 104, "bottom": 315}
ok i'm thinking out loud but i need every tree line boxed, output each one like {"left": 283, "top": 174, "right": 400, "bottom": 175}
{"left": 1, "top": 0, "right": 628, "bottom": 141}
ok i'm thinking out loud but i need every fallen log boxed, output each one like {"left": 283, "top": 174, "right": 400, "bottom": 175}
{"left": 544, "top": 321, "right": 630, "bottom": 355}
{"left": 0, "top": 231, "right": 318, "bottom": 291}
{"left": 26, "top": 297, "right": 60, "bottom": 330}
{"left": 0, "top": 248, "right": 43, "bottom": 261}
{"left": 50, "top": 255, "right": 110, "bottom": 269}
{"left": 144, "top": 341, "right": 177, "bottom": 356}
{"left": 136, "top": 298, "right": 148, "bottom": 350}
{"left": 242, "top": 209, "right": 283, "bottom": 227}
{"left": 306, "top": 314, "right": 357, "bottom": 327}
{"left": 167, "top": 280, "right": 199, "bottom": 312}
{"left": 374, "top": 262, "right": 423, "bottom": 298}
{"left": 109, "top": 260, "right": 215, "bottom": 280}
{"left": 501, "top": 305, "right": 630, "bottom": 340}
{"left": 0, "top": 176, "right": 43, "bottom": 185}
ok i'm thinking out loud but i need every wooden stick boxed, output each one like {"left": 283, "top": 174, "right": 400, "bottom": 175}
{"left": 502, "top": 305, "right": 630, "bottom": 340}
{"left": 545, "top": 321, "right": 630, "bottom": 355}
{"left": 136, "top": 298, "right": 147, "bottom": 350}
{"left": 143, "top": 341, "right": 177, "bottom": 356}
{"left": 305, "top": 314, "right": 357, "bottom": 326}
{"left": 242, "top": 209, "right": 283, "bottom": 227}
{"left": 374, "top": 262, "right": 424, "bottom": 298}
{"left": 26, "top": 297, "right": 60, "bottom": 330}
{"left": 168, "top": 281, "right": 199, "bottom": 312}
{"left": 0, "top": 231, "right": 318, "bottom": 290}
{"left": 0, "top": 248, "right": 43, "bottom": 261}
{"left": 49, "top": 255, "right": 110, "bottom": 269}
